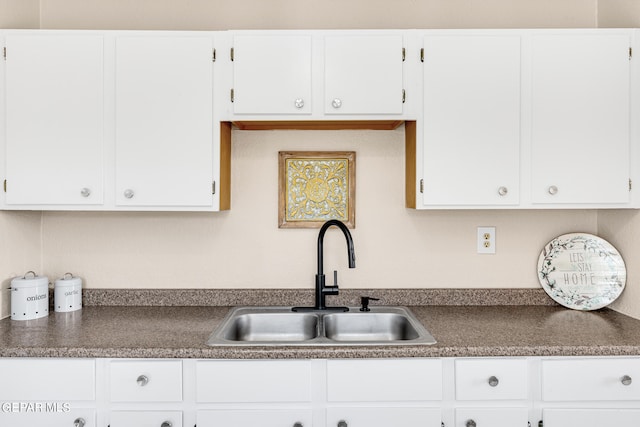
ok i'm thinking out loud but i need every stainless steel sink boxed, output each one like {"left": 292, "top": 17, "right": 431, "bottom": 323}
{"left": 323, "top": 312, "right": 421, "bottom": 342}
{"left": 207, "top": 306, "right": 436, "bottom": 346}
{"left": 219, "top": 310, "right": 319, "bottom": 342}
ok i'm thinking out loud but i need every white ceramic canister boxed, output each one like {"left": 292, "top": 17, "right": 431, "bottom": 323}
{"left": 54, "top": 273, "right": 82, "bottom": 313}
{"left": 11, "top": 271, "right": 49, "bottom": 320}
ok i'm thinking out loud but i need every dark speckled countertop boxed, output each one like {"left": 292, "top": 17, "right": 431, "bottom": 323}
{"left": 2, "top": 303, "right": 640, "bottom": 359}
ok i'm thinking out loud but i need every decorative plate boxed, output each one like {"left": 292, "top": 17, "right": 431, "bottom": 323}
{"left": 537, "top": 233, "right": 626, "bottom": 310}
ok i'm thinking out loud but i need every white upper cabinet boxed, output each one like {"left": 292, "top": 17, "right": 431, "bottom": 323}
{"left": 231, "top": 35, "right": 312, "bottom": 115}
{"left": 4, "top": 34, "right": 104, "bottom": 206}
{"left": 228, "top": 32, "right": 405, "bottom": 118}
{"left": 530, "top": 33, "right": 631, "bottom": 205}
{"left": 115, "top": 36, "right": 214, "bottom": 207}
{"left": 421, "top": 34, "right": 521, "bottom": 206}
{"left": 324, "top": 35, "right": 404, "bottom": 115}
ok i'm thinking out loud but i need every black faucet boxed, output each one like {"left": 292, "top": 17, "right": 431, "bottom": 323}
{"left": 293, "top": 219, "right": 355, "bottom": 312}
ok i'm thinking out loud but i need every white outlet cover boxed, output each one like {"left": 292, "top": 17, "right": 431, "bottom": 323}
{"left": 477, "top": 226, "right": 496, "bottom": 254}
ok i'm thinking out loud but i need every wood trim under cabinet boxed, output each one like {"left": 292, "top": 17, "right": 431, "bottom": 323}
{"left": 219, "top": 122, "right": 232, "bottom": 211}
{"left": 405, "top": 120, "right": 417, "bottom": 209}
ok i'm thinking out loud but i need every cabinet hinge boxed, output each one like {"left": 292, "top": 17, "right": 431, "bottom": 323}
{"left": 230, "top": 47, "right": 234, "bottom": 61}
{"left": 419, "top": 179, "right": 424, "bottom": 193}
{"left": 212, "top": 181, "right": 216, "bottom": 195}
{"left": 3, "top": 47, "right": 6, "bottom": 60}
{"left": 420, "top": 47, "right": 424, "bottom": 62}
{"left": 630, "top": 47, "right": 633, "bottom": 60}
{"left": 230, "top": 88, "right": 234, "bottom": 103}
{"left": 212, "top": 48, "right": 216, "bottom": 62}
{"left": 3, "top": 179, "right": 6, "bottom": 192}
{"left": 402, "top": 89, "right": 406, "bottom": 104}
{"left": 402, "top": 47, "right": 405, "bottom": 62}
{"left": 630, "top": 179, "right": 633, "bottom": 191}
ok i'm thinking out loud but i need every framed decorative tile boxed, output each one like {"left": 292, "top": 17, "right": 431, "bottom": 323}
{"left": 278, "top": 151, "right": 355, "bottom": 228}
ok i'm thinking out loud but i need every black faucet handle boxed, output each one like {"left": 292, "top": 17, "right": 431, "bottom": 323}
{"left": 360, "top": 296, "right": 380, "bottom": 312}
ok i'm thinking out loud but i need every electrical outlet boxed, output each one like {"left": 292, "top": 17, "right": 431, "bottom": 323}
{"left": 477, "top": 226, "right": 496, "bottom": 254}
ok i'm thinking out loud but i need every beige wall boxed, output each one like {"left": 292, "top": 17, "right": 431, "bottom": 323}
{"left": 37, "top": 0, "right": 597, "bottom": 30}
{"left": 599, "top": 0, "right": 640, "bottom": 27}
{"left": 3, "top": 0, "right": 640, "bottom": 317}
{"left": 42, "top": 128, "right": 598, "bottom": 289}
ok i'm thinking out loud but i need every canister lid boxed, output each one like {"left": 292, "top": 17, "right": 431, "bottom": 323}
{"left": 11, "top": 271, "right": 49, "bottom": 289}
{"left": 54, "top": 272, "right": 82, "bottom": 287}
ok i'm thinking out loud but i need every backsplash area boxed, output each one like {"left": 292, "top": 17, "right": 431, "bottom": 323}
{"left": 31, "top": 129, "right": 598, "bottom": 290}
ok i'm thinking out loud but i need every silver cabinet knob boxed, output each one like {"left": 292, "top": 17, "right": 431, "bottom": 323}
{"left": 160, "top": 422, "right": 172, "bottom": 427}
{"left": 337, "top": 421, "right": 348, "bottom": 427}
{"left": 622, "top": 375, "right": 633, "bottom": 386}
{"left": 488, "top": 375, "right": 499, "bottom": 387}
{"left": 331, "top": 98, "right": 343, "bottom": 109}
{"left": 124, "top": 189, "right": 135, "bottom": 199}
{"left": 548, "top": 185, "right": 558, "bottom": 195}
{"left": 498, "top": 186, "right": 508, "bottom": 196}
{"left": 293, "top": 423, "right": 304, "bottom": 427}
{"left": 466, "top": 420, "right": 477, "bottom": 427}
{"left": 74, "top": 418, "right": 86, "bottom": 427}
{"left": 294, "top": 98, "right": 304, "bottom": 109}
{"left": 136, "top": 374, "right": 149, "bottom": 386}
{"left": 80, "top": 188, "right": 91, "bottom": 198}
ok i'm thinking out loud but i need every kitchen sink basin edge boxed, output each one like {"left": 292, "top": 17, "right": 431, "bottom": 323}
{"left": 206, "top": 306, "right": 437, "bottom": 347}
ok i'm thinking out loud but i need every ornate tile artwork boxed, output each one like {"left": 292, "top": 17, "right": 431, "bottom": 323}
{"left": 279, "top": 151, "right": 355, "bottom": 228}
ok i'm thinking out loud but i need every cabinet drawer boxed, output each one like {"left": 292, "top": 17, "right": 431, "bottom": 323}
{"left": 455, "top": 408, "right": 529, "bottom": 427}
{"left": 327, "top": 406, "right": 441, "bottom": 427}
{"left": 455, "top": 358, "right": 528, "bottom": 400}
{"left": 543, "top": 409, "right": 640, "bottom": 427}
{"left": 0, "top": 409, "right": 95, "bottom": 427}
{"left": 542, "top": 358, "right": 640, "bottom": 401}
{"left": 109, "top": 360, "right": 182, "bottom": 402}
{"left": 0, "top": 358, "right": 95, "bottom": 401}
{"left": 197, "top": 409, "right": 312, "bottom": 427}
{"left": 109, "top": 411, "right": 182, "bottom": 427}
{"left": 327, "top": 359, "right": 442, "bottom": 402}
{"left": 196, "top": 360, "right": 312, "bottom": 403}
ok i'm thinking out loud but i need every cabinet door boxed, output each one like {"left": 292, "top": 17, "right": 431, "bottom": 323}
{"left": 5, "top": 34, "right": 104, "bottom": 205}
{"left": 327, "top": 407, "right": 441, "bottom": 427}
{"left": 232, "top": 35, "right": 312, "bottom": 114}
{"left": 115, "top": 36, "right": 213, "bottom": 207}
{"left": 422, "top": 35, "right": 521, "bottom": 206}
{"left": 324, "top": 35, "right": 403, "bottom": 115}
{"left": 109, "top": 411, "right": 182, "bottom": 427}
{"left": 543, "top": 409, "right": 640, "bottom": 427}
{"left": 0, "top": 410, "right": 96, "bottom": 427}
{"left": 531, "top": 34, "right": 630, "bottom": 205}
{"left": 455, "top": 408, "right": 529, "bottom": 427}
{"left": 197, "top": 409, "right": 312, "bottom": 427}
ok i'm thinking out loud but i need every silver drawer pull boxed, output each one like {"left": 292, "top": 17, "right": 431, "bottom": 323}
{"left": 293, "top": 423, "right": 303, "bottom": 427}
{"left": 488, "top": 375, "right": 499, "bottom": 387}
{"left": 498, "top": 186, "right": 508, "bottom": 196}
{"left": 337, "top": 421, "right": 348, "bottom": 427}
{"left": 466, "top": 420, "right": 477, "bottom": 427}
{"left": 621, "top": 375, "right": 633, "bottom": 386}
{"left": 74, "top": 418, "right": 86, "bottom": 427}
{"left": 80, "top": 188, "right": 91, "bottom": 198}
{"left": 136, "top": 374, "right": 149, "bottom": 386}
{"left": 548, "top": 185, "right": 558, "bottom": 195}
{"left": 160, "top": 422, "right": 172, "bottom": 427}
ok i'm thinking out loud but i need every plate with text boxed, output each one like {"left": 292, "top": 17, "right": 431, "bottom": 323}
{"left": 537, "top": 233, "right": 626, "bottom": 310}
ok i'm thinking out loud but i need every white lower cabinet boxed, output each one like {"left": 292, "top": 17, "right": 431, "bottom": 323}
{"left": 542, "top": 409, "right": 640, "bottom": 427}
{"left": 0, "top": 410, "right": 96, "bottom": 427}
{"left": 2, "top": 356, "right": 640, "bottom": 426}
{"left": 197, "top": 409, "right": 313, "bottom": 427}
{"left": 109, "top": 411, "right": 182, "bottom": 427}
{"left": 327, "top": 407, "right": 441, "bottom": 427}
{"left": 455, "top": 408, "right": 529, "bottom": 427}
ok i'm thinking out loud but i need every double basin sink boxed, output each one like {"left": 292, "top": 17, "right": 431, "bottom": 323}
{"left": 207, "top": 306, "right": 437, "bottom": 346}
